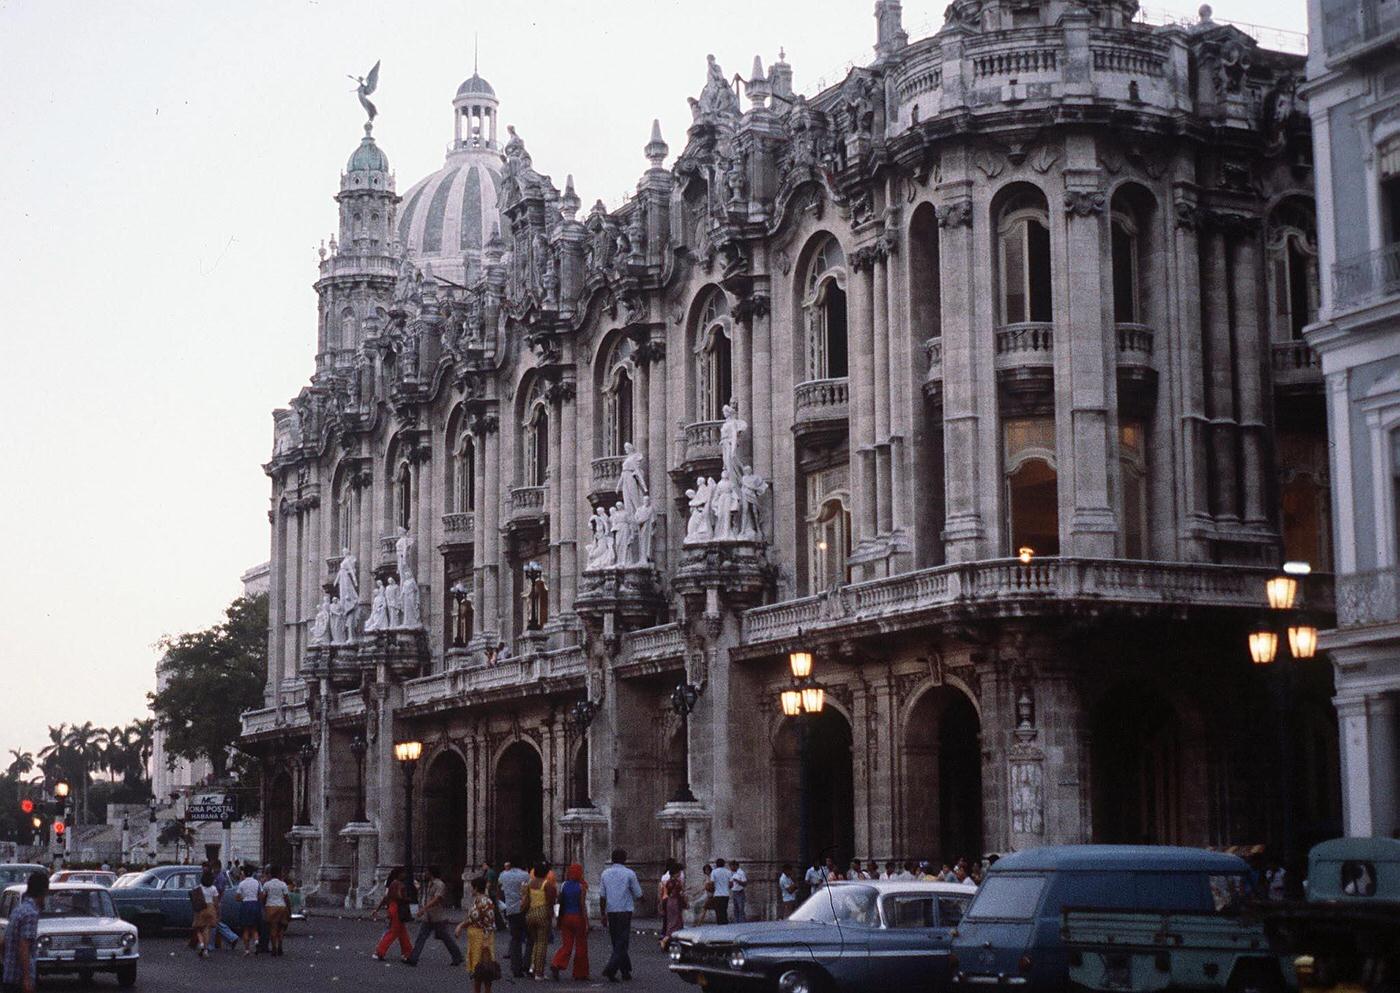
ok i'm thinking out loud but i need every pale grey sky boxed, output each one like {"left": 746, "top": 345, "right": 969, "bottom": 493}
{"left": 0, "top": 0, "right": 1307, "bottom": 762}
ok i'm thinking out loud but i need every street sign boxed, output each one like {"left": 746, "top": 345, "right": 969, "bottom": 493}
{"left": 186, "top": 792, "right": 237, "bottom": 822}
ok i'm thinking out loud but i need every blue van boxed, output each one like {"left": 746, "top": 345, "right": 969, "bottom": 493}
{"left": 950, "top": 845, "right": 1253, "bottom": 990}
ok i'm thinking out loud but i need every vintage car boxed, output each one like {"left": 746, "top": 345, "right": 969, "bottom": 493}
{"left": 108, "top": 864, "right": 204, "bottom": 933}
{"left": 0, "top": 882, "right": 139, "bottom": 987}
{"left": 52, "top": 870, "right": 118, "bottom": 888}
{"left": 669, "top": 879, "right": 977, "bottom": 993}
{"left": 0, "top": 864, "right": 48, "bottom": 888}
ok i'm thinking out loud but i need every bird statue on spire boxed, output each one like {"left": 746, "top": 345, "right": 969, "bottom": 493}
{"left": 348, "top": 60, "right": 381, "bottom": 128}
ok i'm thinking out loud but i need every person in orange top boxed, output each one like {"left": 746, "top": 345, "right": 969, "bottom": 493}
{"left": 550, "top": 863, "right": 591, "bottom": 980}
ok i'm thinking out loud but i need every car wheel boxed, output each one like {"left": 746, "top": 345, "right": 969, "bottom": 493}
{"left": 776, "top": 966, "right": 826, "bottom": 993}
{"left": 116, "top": 963, "right": 138, "bottom": 988}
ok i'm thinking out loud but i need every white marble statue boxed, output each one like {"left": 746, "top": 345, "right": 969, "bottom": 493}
{"left": 711, "top": 470, "right": 740, "bottom": 540}
{"left": 739, "top": 464, "right": 769, "bottom": 540}
{"left": 309, "top": 594, "right": 331, "bottom": 646}
{"left": 385, "top": 576, "right": 403, "bottom": 627}
{"left": 329, "top": 596, "right": 349, "bottom": 644}
{"left": 395, "top": 527, "right": 415, "bottom": 583}
{"left": 609, "top": 502, "right": 632, "bottom": 564}
{"left": 336, "top": 549, "right": 360, "bottom": 635}
{"left": 586, "top": 507, "right": 615, "bottom": 569}
{"left": 401, "top": 573, "right": 422, "bottom": 628}
{"left": 619, "top": 442, "right": 648, "bottom": 517}
{"left": 685, "top": 475, "right": 714, "bottom": 544}
{"left": 365, "top": 580, "right": 389, "bottom": 632}
{"left": 633, "top": 493, "right": 657, "bottom": 566}
{"left": 719, "top": 402, "right": 747, "bottom": 483}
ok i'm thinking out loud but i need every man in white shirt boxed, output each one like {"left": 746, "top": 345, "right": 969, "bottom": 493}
{"left": 708, "top": 858, "right": 734, "bottom": 925}
{"left": 729, "top": 861, "right": 749, "bottom": 923}
{"left": 599, "top": 849, "right": 644, "bottom": 982}
{"left": 778, "top": 864, "right": 798, "bottom": 917}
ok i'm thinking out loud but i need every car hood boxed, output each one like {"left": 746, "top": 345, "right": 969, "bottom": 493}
{"left": 674, "top": 921, "right": 836, "bottom": 946}
{"left": 39, "top": 916, "right": 138, "bottom": 937}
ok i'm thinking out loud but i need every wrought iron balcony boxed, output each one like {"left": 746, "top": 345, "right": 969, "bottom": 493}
{"left": 1336, "top": 567, "right": 1400, "bottom": 629}
{"left": 1332, "top": 243, "right": 1400, "bottom": 311}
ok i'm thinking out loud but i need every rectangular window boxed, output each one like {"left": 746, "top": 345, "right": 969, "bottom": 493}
{"left": 883, "top": 895, "right": 935, "bottom": 928}
{"left": 966, "top": 874, "right": 1047, "bottom": 920}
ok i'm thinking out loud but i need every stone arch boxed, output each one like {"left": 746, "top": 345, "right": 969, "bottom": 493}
{"left": 264, "top": 766, "right": 294, "bottom": 873}
{"left": 687, "top": 285, "right": 732, "bottom": 422}
{"left": 794, "top": 232, "right": 849, "bottom": 384}
{"left": 901, "top": 684, "right": 983, "bottom": 865}
{"left": 492, "top": 739, "right": 545, "bottom": 865}
{"left": 421, "top": 747, "right": 469, "bottom": 906}
{"left": 444, "top": 404, "right": 474, "bottom": 514}
{"left": 772, "top": 705, "right": 856, "bottom": 871}
{"left": 593, "top": 330, "right": 640, "bottom": 458}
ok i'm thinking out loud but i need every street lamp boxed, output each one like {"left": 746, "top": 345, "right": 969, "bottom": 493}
{"left": 670, "top": 683, "right": 701, "bottom": 803}
{"left": 349, "top": 735, "right": 368, "bottom": 823}
{"left": 394, "top": 740, "right": 423, "bottom": 900}
{"left": 450, "top": 580, "right": 472, "bottom": 647}
{"left": 297, "top": 743, "right": 316, "bottom": 825}
{"left": 53, "top": 781, "right": 70, "bottom": 800}
{"left": 53, "top": 781, "right": 72, "bottom": 858}
{"left": 778, "top": 648, "right": 827, "bottom": 875}
{"left": 1249, "top": 628, "right": 1279, "bottom": 665}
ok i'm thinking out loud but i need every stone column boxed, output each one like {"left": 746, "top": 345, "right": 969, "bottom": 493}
{"left": 873, "top": 255, "right": 894, "bottom": 540}
{"left": 855, "top": 672, "right": 897, "bottom": 860}
{"left": 749, "top": 279, "right": 774, "bottom": 481}
{"left": 646, "top": 342, "right": 668, "bottom": 573}
{"left": 472, "top": 436, "right": 488, "bottom": 643}
{"left": 734, "top": 302, "right": 754, "bottom": 449}
{"left": 414, "top": 449, "right": 432, "bottom": 643}
{"left": 1335, "top": 690, "right": 1400, "bottom": 839}
{"left": 1202, "top": 226, "right": 1240, "bottom": 523}
{"left": 1058, "top": 167, "right": 1116, "bottom": 557}
{"left": 547, "top": 396, "right": 563, "bottom": 625}
{"left": 848, "top": 254, "right": 879, "bottom": 553}
{"left": 1231, "top": 229, "right": 1269, "bottom": 527}
{"left": 558, "top": 382, "right": 579, "bottom": 620}
{"left": 937, "top": 185, "right": 984, "bottom": 561}
{"left": 1171, "top": 202, "right": 1212, "bottom": 555}
{"left": 270, "top": 500, "right": 288, "bottom": 697}
{"left": 482, "top": 426, "right": 502, "bottom": 643}
{"left": 885, "top": 235, "right": 912, "bottom": 542}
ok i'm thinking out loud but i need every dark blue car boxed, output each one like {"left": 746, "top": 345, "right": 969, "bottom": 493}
{"left": 108, "top": 865, "right": 205, "bottom": 933}
{"left": 950, "top": 846, "right": 1251, "bottom": 991}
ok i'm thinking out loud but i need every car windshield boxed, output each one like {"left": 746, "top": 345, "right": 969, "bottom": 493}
{"left": 788, "top": 885, "right": 880, "bottom": 927}
{"left": 113, "top": 873, "right": 155, "bottom": 889}
{"left": 42, "top": 891, "right": 116, "bottom": 919}
{"left": 1209, "top": 873, "right": 1252, "bottom": 912}
{"left": 965, "top": 875, "right": 1047, "bottom": 921}
{"left": 0, "top": 869, "right": 39, "bottom": 886}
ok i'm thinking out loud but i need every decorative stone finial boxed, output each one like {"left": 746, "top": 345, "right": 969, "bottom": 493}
{"left": 645, "top": 119, "right": 669, "bottom": 169}
{"left": 747, "top": 56, "right": 770, "bottom": 111}
{"left": 561, "top": 174, "right": 581, "bottom": 221}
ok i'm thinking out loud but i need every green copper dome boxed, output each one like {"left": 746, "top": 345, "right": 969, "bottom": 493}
{"left": 347, "top": 135, "right": 389, "bottom": 173}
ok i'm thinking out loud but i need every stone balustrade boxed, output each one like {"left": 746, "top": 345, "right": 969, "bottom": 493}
{"left": 378, "top": 534, "right": 398, "bottom": 567}
{"left": 441, "top": 511, "right": 476, "bottom": 546}
{"left": 241, "top": 698, "right": 311, "bottom": 737}
{"left": 401, "top": 646, "right": 587, "bottom": 709}
{"left": 794, "top": 377, "right": 850, "bottom": 427}
{"left": 508, "top": 485, "right": 547, "bottom": 522}
{"left": 622, "top": 622, "right": 684, "bottom": 663}
{"left": 994, "top": 322, "right": 1055, "bottom": 376}
{"left": 1270, "top": 340, "right": 1321, "bottom": 388}
{"left": 739, "top": 558, "right": 1335, "bottom": 649}
{"left": 317, "top": 253, "right": 399, "bottom": 281}
{"left": 590, "top": 456, "right": 624, "bottom": 497}
{"left": 1115, "top": 322, "right": 1155, "bottom": 358}
{"left": 682, "top": 420, "right": 724, "bottom": 467}
{"left": 1336, "top": 568, "right": 1400, "bottom": 629}
{"left": 968, "top": 39, "right": 1059, "bottom": 80}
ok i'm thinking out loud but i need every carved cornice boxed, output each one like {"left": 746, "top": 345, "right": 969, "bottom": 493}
{"left": 936, "top": 198, "right": 973, "bottom": 229}
{"left": 1062, "top": 190, "right": 1106, "bottom": 217}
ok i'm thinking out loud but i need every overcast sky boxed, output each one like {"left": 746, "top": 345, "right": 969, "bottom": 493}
{"left": 0, "top": 0, "right": 1307, "bottom": 764}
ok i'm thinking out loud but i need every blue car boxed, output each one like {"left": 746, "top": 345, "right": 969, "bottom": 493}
{"left": 950, "top": 846, "right": 1252, "bottom": 991}
{"left": 670, "top": 880, "right": 977, "bottom": 993}
{"left": 108, "top": 865, "right": 205, "bottom": 934}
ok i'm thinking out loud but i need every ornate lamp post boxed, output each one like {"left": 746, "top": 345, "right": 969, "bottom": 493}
{"left": 54, "top": 781, "right": 71, "bottom": 859}
{"left": 297, "top": 743, "right": 316, "bottom": 825}
{"left": 349, "top": 734, "right": 369, "bottom": 822}
{"left": 777, "top": 649, "right": 825, "bottom": 874}
{"left": 394, "top": 740, "right": 423, "bottom": 899}
{"left": 670, "top": 682, "right": 702, "bottom": 803}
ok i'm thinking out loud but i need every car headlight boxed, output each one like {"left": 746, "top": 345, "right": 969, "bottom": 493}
{"left": 121, "top": 933, "right": 137, "bottom": 949}
{"left": 729, "top": 949, "right": 747, "bottom": 971}
{"left": 35, "top": 935, "right": 52, "bottom": 952}
{"left": 670, "top": 945, "right": 684, "bottom": 963}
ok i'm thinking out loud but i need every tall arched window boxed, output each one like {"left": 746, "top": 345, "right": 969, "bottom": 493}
{"left": 602, "top": 338, "right": 638, "bottom": 456}
{"left": 340, "top": 307, "right": 356, "bottom": 350}
{"left": 1266, "top": 199, "right": 1319, "bottom": 340}
{"left": 525, "top": 401, "right": 550, "bottom": 487}
{"left": 1120, "top": 421, "right": 1148, "bottom": 559}
{"left": 803, "top": 465, "right": 851, "bottom": 593}
{"left": 694, "top": 290, "right": 732, "bottom": 421}
{"left": 996, "top": 188, "right": 1053, "bottom": 325}
{"left": 395, "top": 462, "right": 412, "bottom": 530}
{"left": 1111, "top": 214, "right": 1140, "bottom": 324}
{"left": 802, "top": 236, "right": 848, "bottom": 381}
{"left": 1005, "top": 417, "right": 1058, "bottom": 556}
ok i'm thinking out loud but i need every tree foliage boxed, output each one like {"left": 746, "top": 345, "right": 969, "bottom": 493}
{"left": 149, "top": 594, "right": 268, "bottom": 780}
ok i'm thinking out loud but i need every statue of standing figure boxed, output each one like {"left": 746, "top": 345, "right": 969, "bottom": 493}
{"left": 633, "top": 494, "right": 657, "bottom": 566}
{"left": 401, "top": 573, "right": 422, "bottom": 628}
{"left": 395, "top": 527, "right": 415, "bottom": 584}
{"left": 335, "top": 549, "right": 360, "bottom": 638}
{"left": 619, "top": 443, "right": 647, "bottom": 515}
{"left": 365, "top": 580, "right": 389, "bottom": 633}
{"left": 711, "top": 470, "right": 741, "bottom": 540}
{"left": 685, "top": 476, "right": 715, "bottom": 544}
{"left": 585, "top": 506, "right": 615, "bottom": 570}
{"left": 608, "top": 502, "right": 633, "bottom": 564}
{"left": 310, "top": 594, "right": 331, "bottom": 646}
{"left": 385, "top": 576, "right": 403, "bottom": 627}
{"left": 329, "top": 596, "right": 349, "bottom": 644}
{"left": 719, "top": 402, "right": 747, "bottom": 484}
{"left": 739, "top": 464, "right": 769, "bottom": 540}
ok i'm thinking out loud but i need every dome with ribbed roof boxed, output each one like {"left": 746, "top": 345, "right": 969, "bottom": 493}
{"left": 346, "top": 133, "right": 390, "bottom": 173}
{"left": 456, "top": 72, "right": 496, "bottom": 99}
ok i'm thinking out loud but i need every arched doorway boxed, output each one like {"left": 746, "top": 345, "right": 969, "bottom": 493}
{"left": 264, "top": 768, "right": 294, "bottom": 872}
{"left": 1090, "top": 688, "right": 1185, "bottom": 844}
{"left": 774, "top": 709, "right": 855, "bottom": 870}
{"left": 904, "top": 686, "right": 982, "bottom": 864}
{"left": 494, "top": 742, "right": 544, "bottom": 866}
{"left": 423, "top": 751, "right": 469, "bottom": 906}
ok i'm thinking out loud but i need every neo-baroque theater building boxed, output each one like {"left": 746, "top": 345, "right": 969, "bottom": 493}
{"left": 243, "top": 0, "right": 1341, "bottom": 909}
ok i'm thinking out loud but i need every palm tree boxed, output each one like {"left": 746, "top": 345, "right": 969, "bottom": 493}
{"left": 5, "top": 749, "right": 33, "bottom": 780}
{"left": 38, "top": 723, "right": 72, "bottom": 783}
{"left": 126, "top": 719, "right": 155, "bottom": 786}
{"left": 63, "top": 722, "right": 105, "bottom": 823}
{"left": 102, "top": 726, "right": 127, "bottom": 783}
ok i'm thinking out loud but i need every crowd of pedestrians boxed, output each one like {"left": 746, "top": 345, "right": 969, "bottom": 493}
{"left": 187, "top": 858, "right": 293, "bottom": 958}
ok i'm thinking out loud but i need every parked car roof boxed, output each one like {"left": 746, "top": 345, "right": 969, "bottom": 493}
{"left": 825, "top": 879, "right": 978, "bottom": 895}
{"left": 988, "top": 846, "right": 1249, "bottom": 873}
{"left": 3, "top": 881, "right": 112, "bottom": 894}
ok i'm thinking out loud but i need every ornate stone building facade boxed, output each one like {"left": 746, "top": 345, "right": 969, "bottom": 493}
{"left": 243, "top": 0, "right": 1340, "bottom": 909}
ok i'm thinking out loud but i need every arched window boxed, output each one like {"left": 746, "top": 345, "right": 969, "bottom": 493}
{"left": 395, "top": 462, "right": 412, "bottom": 530}
{"left": 1005, "top": 417, "right": 1058, "bottom": 556}
{"left": 602, "top": 338, "right": 638, "bottom": 456}
{"left": 802, "top": 236, "right": 848, "bottom": 381}
{"left": 810, "top": 496, "right": 853, "bottom": 590}
{"left": 694, "top": 290, "right": 732, "bottom": 421}
{"left": 454, "top": 435, "right": 475, "bottom": 512}
{"left": 1120, "top": 421, "right": 1148, "bottom": 559}
{"left": 340, "top": 307, "right": 356, "bottom": 350}
{"left": 525, "top": 401, "right": 550, "bottom": 487}
{"left": 1266, "top": 200, "right": 1319, "bottom": 340}
{"left": 1111, "top": 214, "right": 1140, "bottom": 324}
{"left": 997, "top": 189, "right": 1053, "bottom": 325}
{"left": 909, "top": 204, "right": 942, "bottom": 340}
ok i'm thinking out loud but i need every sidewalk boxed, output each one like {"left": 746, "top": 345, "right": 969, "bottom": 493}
{"left": 307, "top": 906, "right": 664, "bottom": 934}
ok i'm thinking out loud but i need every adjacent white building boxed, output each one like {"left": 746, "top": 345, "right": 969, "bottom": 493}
{"left": 1304, "top": 0, "right": 1400, "bottom": 838}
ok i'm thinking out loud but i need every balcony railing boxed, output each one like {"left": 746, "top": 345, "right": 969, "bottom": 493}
{"left": 508, "top": 485, "right": 547, "bottom": 521}
{"left": 1333, "top": 243, "right": 1400, "bottom": 311}
{"left": 590, "top": 456, "right": 624, "bottom": 495}
{"left": 1336, "top": 567, "right": 1400, "bottom": 629}
{"left": 401, "top": 646, "right": 587, "bottom": 708}
{"left": 794, "top": 377, "right": 850, "bottom": 425}
{"left": 1270, "top": 340, "right": 1321, "bottom": 387}
{"left": 378, "top": 534, "right": 398, "bottom": 567}
{"left": 441, "top": 511, "right": 475, "bottom": 543}
{"left": 1321, "top": 0, "right": 1400, "bottom": 57}
{"left": 994, "top": 322, "right": 1055, "bottom": 374}
{"left": 682, "top": 420, "right": 724, "bottom": 466}
{"left": 1115, "top": 322, "right": 1155, "bottom": 358}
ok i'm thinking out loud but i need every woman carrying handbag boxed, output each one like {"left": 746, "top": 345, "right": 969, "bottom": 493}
{"left": 457, "top": 875, "right": 501, "bottom": 993}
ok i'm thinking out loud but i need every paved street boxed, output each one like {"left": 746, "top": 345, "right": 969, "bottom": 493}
{"left": 40, "top": 916, "right": 677, "bottom": 993}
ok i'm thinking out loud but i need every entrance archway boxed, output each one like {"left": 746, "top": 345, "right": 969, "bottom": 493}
{"left": 1090, "top": 687, "right": 1185, "bottom": 844}
{"left": 904, "top": 686, "right": 982, "bottom": 863}
{"left": 264, "top": 768, "right": 294, "bottom": 872}
{"left": 423, "top": 750, "right": 469, "bottom": 906}
{"left": 774, "top": 708, "right": 855, "bottom": 869}
{"left": 494, "top": 742, "right": 544, "bottom": 865}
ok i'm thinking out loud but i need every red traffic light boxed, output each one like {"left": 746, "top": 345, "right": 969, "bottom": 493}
{"left": 53, "top": 820, "right": 65, "bottom": 835}
{"left": 20, "top": 799, "right": 33, "bottom": 814}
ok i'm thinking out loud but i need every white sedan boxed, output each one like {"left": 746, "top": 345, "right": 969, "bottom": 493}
{"left": 0, "top": 882, "right": 139, "bottom": 987}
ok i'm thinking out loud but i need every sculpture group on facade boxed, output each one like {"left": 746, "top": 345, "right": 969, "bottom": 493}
{"left": 310, "top": 534, "right": 424, "bottom": 645}
{"left": 684, "top": 404, "right": 768, "bottom": 544}
{"left": 585, "top": 442, "right": 659, "bottom": 569}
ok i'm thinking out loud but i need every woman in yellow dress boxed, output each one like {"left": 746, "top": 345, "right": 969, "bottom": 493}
{"left": 524, "top": 862, "right": 557, "bottom": 979}
{"left": 455, "top": 875, "right": 499, "bottom": 993}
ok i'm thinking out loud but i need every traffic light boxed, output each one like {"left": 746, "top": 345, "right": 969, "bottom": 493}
{"left": 53, "top": 820, "right": 65, "bottom": 836}
{"left": 20, "top": 799, "right": 33, "bottom": 815}
{"left": 30, "top": 816, "right": 41, "bottom": 830}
